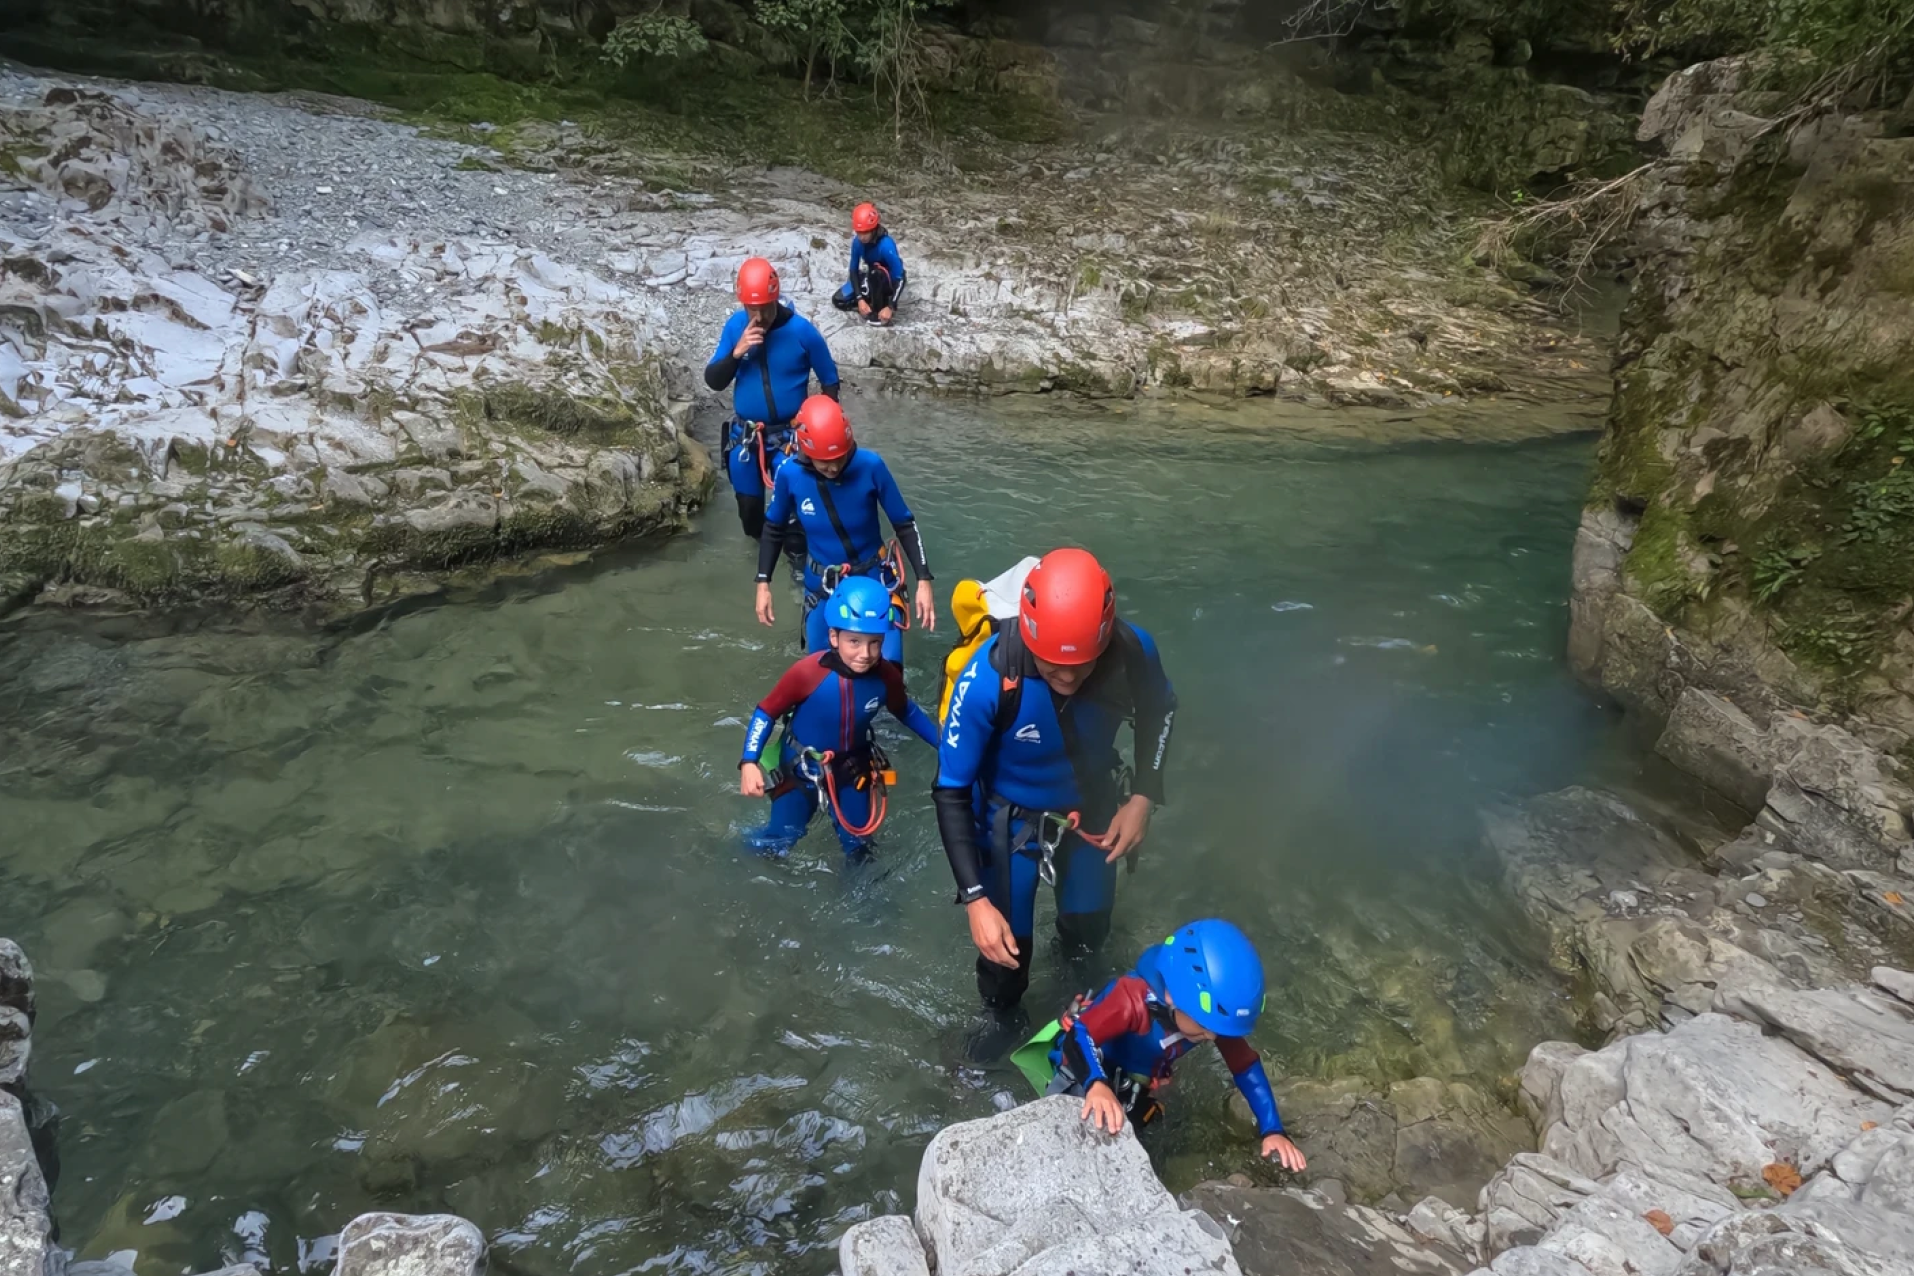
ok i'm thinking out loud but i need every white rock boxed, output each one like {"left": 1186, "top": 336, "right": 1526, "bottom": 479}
{"left": 838, "top": 1215, "right": 929, "bottom": 1276}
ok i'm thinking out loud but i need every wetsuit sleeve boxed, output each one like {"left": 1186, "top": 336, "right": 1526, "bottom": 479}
{"left": 1059, "top": 979, "right": 1151, "bottom": 1087}
{"left": 755, "top": 468, "right": 794, "bottom": 582}
{"left": 847, "top": 236, "right": 864, "bottom": 288}
{"left": 802, "top": 319, "right": 841, "bottom": 393}
{"left": 1218, "top": 1038, "right": 1284, "bottom": 1136}
{"left": 742, "top": 708, "right": 778, "bottom": 765}
{"left": 873, "top": 457, "right": 932, "bottom": 582}
{"left": 744, "top": 658, "right": 827, "bottom": 764}
{"left": 933, "top": 654, "right": 1001, "bottom": 901}
{"left": 706, "top": 313, "right": 745, "bottom": 391}
{"left": 880, "top": 237, "right": 906, "bottom": 292}
{"left": 1128, "top": 626, "right": 1177, "bottom": 805}
{"left": 877, "top": 664, "right": 937, "bottom": 745}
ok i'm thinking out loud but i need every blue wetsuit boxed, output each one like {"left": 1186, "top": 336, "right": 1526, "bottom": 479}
{"left": 743, "top": 651, "right": 938, "bottom": 856}
{"left": 1043, "top": 948, "right": 1284, "bottom": 1137}
{"left": 934, "top": 622, "right": 1177, "bottom": 1008}
{"left": 704, "top": 301, "right": 840, "bottom": 540}
{"left": 835, "top": 233, "right": 907, "bottom": 313}
{"left": 757, "top": 448, "right": 932, "bottom": 664}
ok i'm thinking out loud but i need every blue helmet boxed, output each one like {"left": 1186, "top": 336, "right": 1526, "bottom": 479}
{"left": 1144, "top": 920, "right": 1265, "bottom": 1037}
{"left": 828, "top": 576, "right": 900, "bottom": 636}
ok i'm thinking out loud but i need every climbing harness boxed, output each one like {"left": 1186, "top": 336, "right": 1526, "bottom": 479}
{"left": 811, "top": 539, "right": 911, "bottom": 627}
{"left": 734, "top": 419, "right": 791, "bottom": 489}
{"left": 796, "top": 745, "right": 896, "bottom": 838}
{"left": 989, "top": 801, "right": 1083, "bottom": 889}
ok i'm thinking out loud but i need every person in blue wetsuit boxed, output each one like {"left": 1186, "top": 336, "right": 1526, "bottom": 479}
{"left": 831, "top": 202, "right": 906, "bottom": 325}
{"left": 934, "top": 547, "right": 1177, "bottom": 1013}
{"left": 740, "top": 577, "right": 939, "bottom": 857}
{"left": 754, "top": 395, "right": 936, "bottom": 664}
{"left": 1018, "top": 920, "right": 1308, "bottom": 1171}
{"left": 705, "top": 256, "right": 841, "bottom": 548}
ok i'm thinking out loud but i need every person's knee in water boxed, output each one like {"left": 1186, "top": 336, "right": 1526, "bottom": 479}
{"left": 832, "top": 203, "right": 907, "bottom": 326}
{"left": 738, "top": 576, "right": 938, "bottom": 856}
{"left": 754, "top": 395, "right": 937, "bottom": 660}
{"left": 1012, "top": 920, "right": 1308, "bottom": 1172}
{"left": 933, "top": 548, "right": 1178, "bottom": 1011}
{"left": 705, "top": 257, "right": 839, "bottom": 546}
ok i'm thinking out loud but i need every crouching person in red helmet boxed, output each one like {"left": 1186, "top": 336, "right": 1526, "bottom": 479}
{"left": 831, "top": 202, "right": 906, "bottom": 326}
{"left": 933, "top": 548, "right": 1177, "bottom": 1042}
{"left": 706, "top": 256, "right": 841, "bottom": 550}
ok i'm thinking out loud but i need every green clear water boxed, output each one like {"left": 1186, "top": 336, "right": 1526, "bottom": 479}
{"left": 2, "top": 396, "right": 1678, "bottom": 1275}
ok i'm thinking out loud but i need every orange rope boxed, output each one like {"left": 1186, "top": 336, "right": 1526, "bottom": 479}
{"left": 815, "top": 749, "right": 888, "bottom": 837}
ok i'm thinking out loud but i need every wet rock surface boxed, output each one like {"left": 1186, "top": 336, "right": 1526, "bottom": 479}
{"left": 842, "top": 1096, "right": 1242, "bottom": 1275}
{"left": 0, "top": 72, "right": 710, "bottom": 615}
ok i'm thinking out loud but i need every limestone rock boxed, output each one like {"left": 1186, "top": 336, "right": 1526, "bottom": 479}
{"left": 333, "top": 1214, "right": 484, "bottom": 1276}
{"left": 915, "top": 1096, "right": 1240, "bottom": 1276}
{"left": 1539, "top": 1013, "right": 1891, "bottom": 1188}
{"left": 1710, "top": 982, "right": 1914, "bottom": 1105}
{"left": 1574, "top": 54, "right": 1914, "bottom": 747}
{"left": 0, "top": 1091, "right": 55, "bottom": 1276}
{"left": 838, "top": 1215, "right": 929, "bottom": 1276}
{"left": 1656, "top": 690, "right": 1770, "bottom": 812}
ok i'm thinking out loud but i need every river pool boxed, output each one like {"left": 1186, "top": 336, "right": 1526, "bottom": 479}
{"left": 0, "top": 394, "right": 1692, "bottom": 1275}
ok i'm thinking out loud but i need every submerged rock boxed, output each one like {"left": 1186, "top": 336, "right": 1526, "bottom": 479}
{"left": 333, "top": 1214, "right": 484, "bottom": 1276}
{"left": 1182, "top": 1179, "right": 1471, "bottom": 1276}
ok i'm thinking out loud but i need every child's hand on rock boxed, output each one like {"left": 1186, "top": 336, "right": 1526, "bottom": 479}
{"left": 1261, "top": 1133, "right": 1306, "bottom": 1172}
{"left": 1081, "top": 1081, "right": 1126, "bottom": 1135}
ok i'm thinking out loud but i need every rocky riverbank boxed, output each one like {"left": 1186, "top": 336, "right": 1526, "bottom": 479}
{"left": 0, "top": 45, "right": 1609, "bottom": 618}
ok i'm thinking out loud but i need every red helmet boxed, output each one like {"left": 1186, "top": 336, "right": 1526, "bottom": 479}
{"left": 737, "top": 257, "right": 780, "bottom": 306}
{"left": 1019, "top": 548, "right": 1116, "bottom": 665}
{"left": 794, "top": 395, "right": 854, "bottom": 461}
{"left": 852, "top": 202, "right": 881, "bottom": 234}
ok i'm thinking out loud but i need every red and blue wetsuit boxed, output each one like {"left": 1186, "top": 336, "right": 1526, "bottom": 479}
{"left": 1048, "top": 947, "right": 1285, "bottom": 1138}
{"left": 933, "top": 622, "right": 1177, "bottom": 1008}
{"left": 742, "top": 651, "right": 937, "bottom": 856}
{"left": 756, "top": 447, "right": 932, "bottom": 664}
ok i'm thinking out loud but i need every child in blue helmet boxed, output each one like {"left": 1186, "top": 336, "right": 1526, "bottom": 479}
{"left": 1011, "top": 919, "right": 1308, "bottom": 1170}
{"left": 740, "top": 576, "right": 938, "bottom": 857}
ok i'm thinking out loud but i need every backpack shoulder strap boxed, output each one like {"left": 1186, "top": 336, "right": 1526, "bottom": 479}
{"left": 990, "top": 624, "right": 1031, "bottom": 734}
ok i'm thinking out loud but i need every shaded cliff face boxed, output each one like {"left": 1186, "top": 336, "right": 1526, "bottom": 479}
{"left": 1572, "top": 59, "right": 1914, "bottom": 738}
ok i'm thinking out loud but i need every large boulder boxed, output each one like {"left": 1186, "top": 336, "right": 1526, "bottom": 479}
{"left": 911, "top": 1096, "right": 1240, "bottom": 1276}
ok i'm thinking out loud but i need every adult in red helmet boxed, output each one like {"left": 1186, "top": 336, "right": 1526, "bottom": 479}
{"left": 933, "top": 547, "right": 1177, "bottom": 1032}
{"left": 831, "top": 202, "right": 907, "bottom": 326}
{"left": 754, "top": 394, "right": 935, "bottom": 665}
{"left": 706, "top": 256, "right": 841, "bottom": 548}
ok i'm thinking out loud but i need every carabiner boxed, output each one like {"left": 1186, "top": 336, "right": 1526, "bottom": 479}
{"left": 1034, "top": 810, "right": 1080, "bottom": 887}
